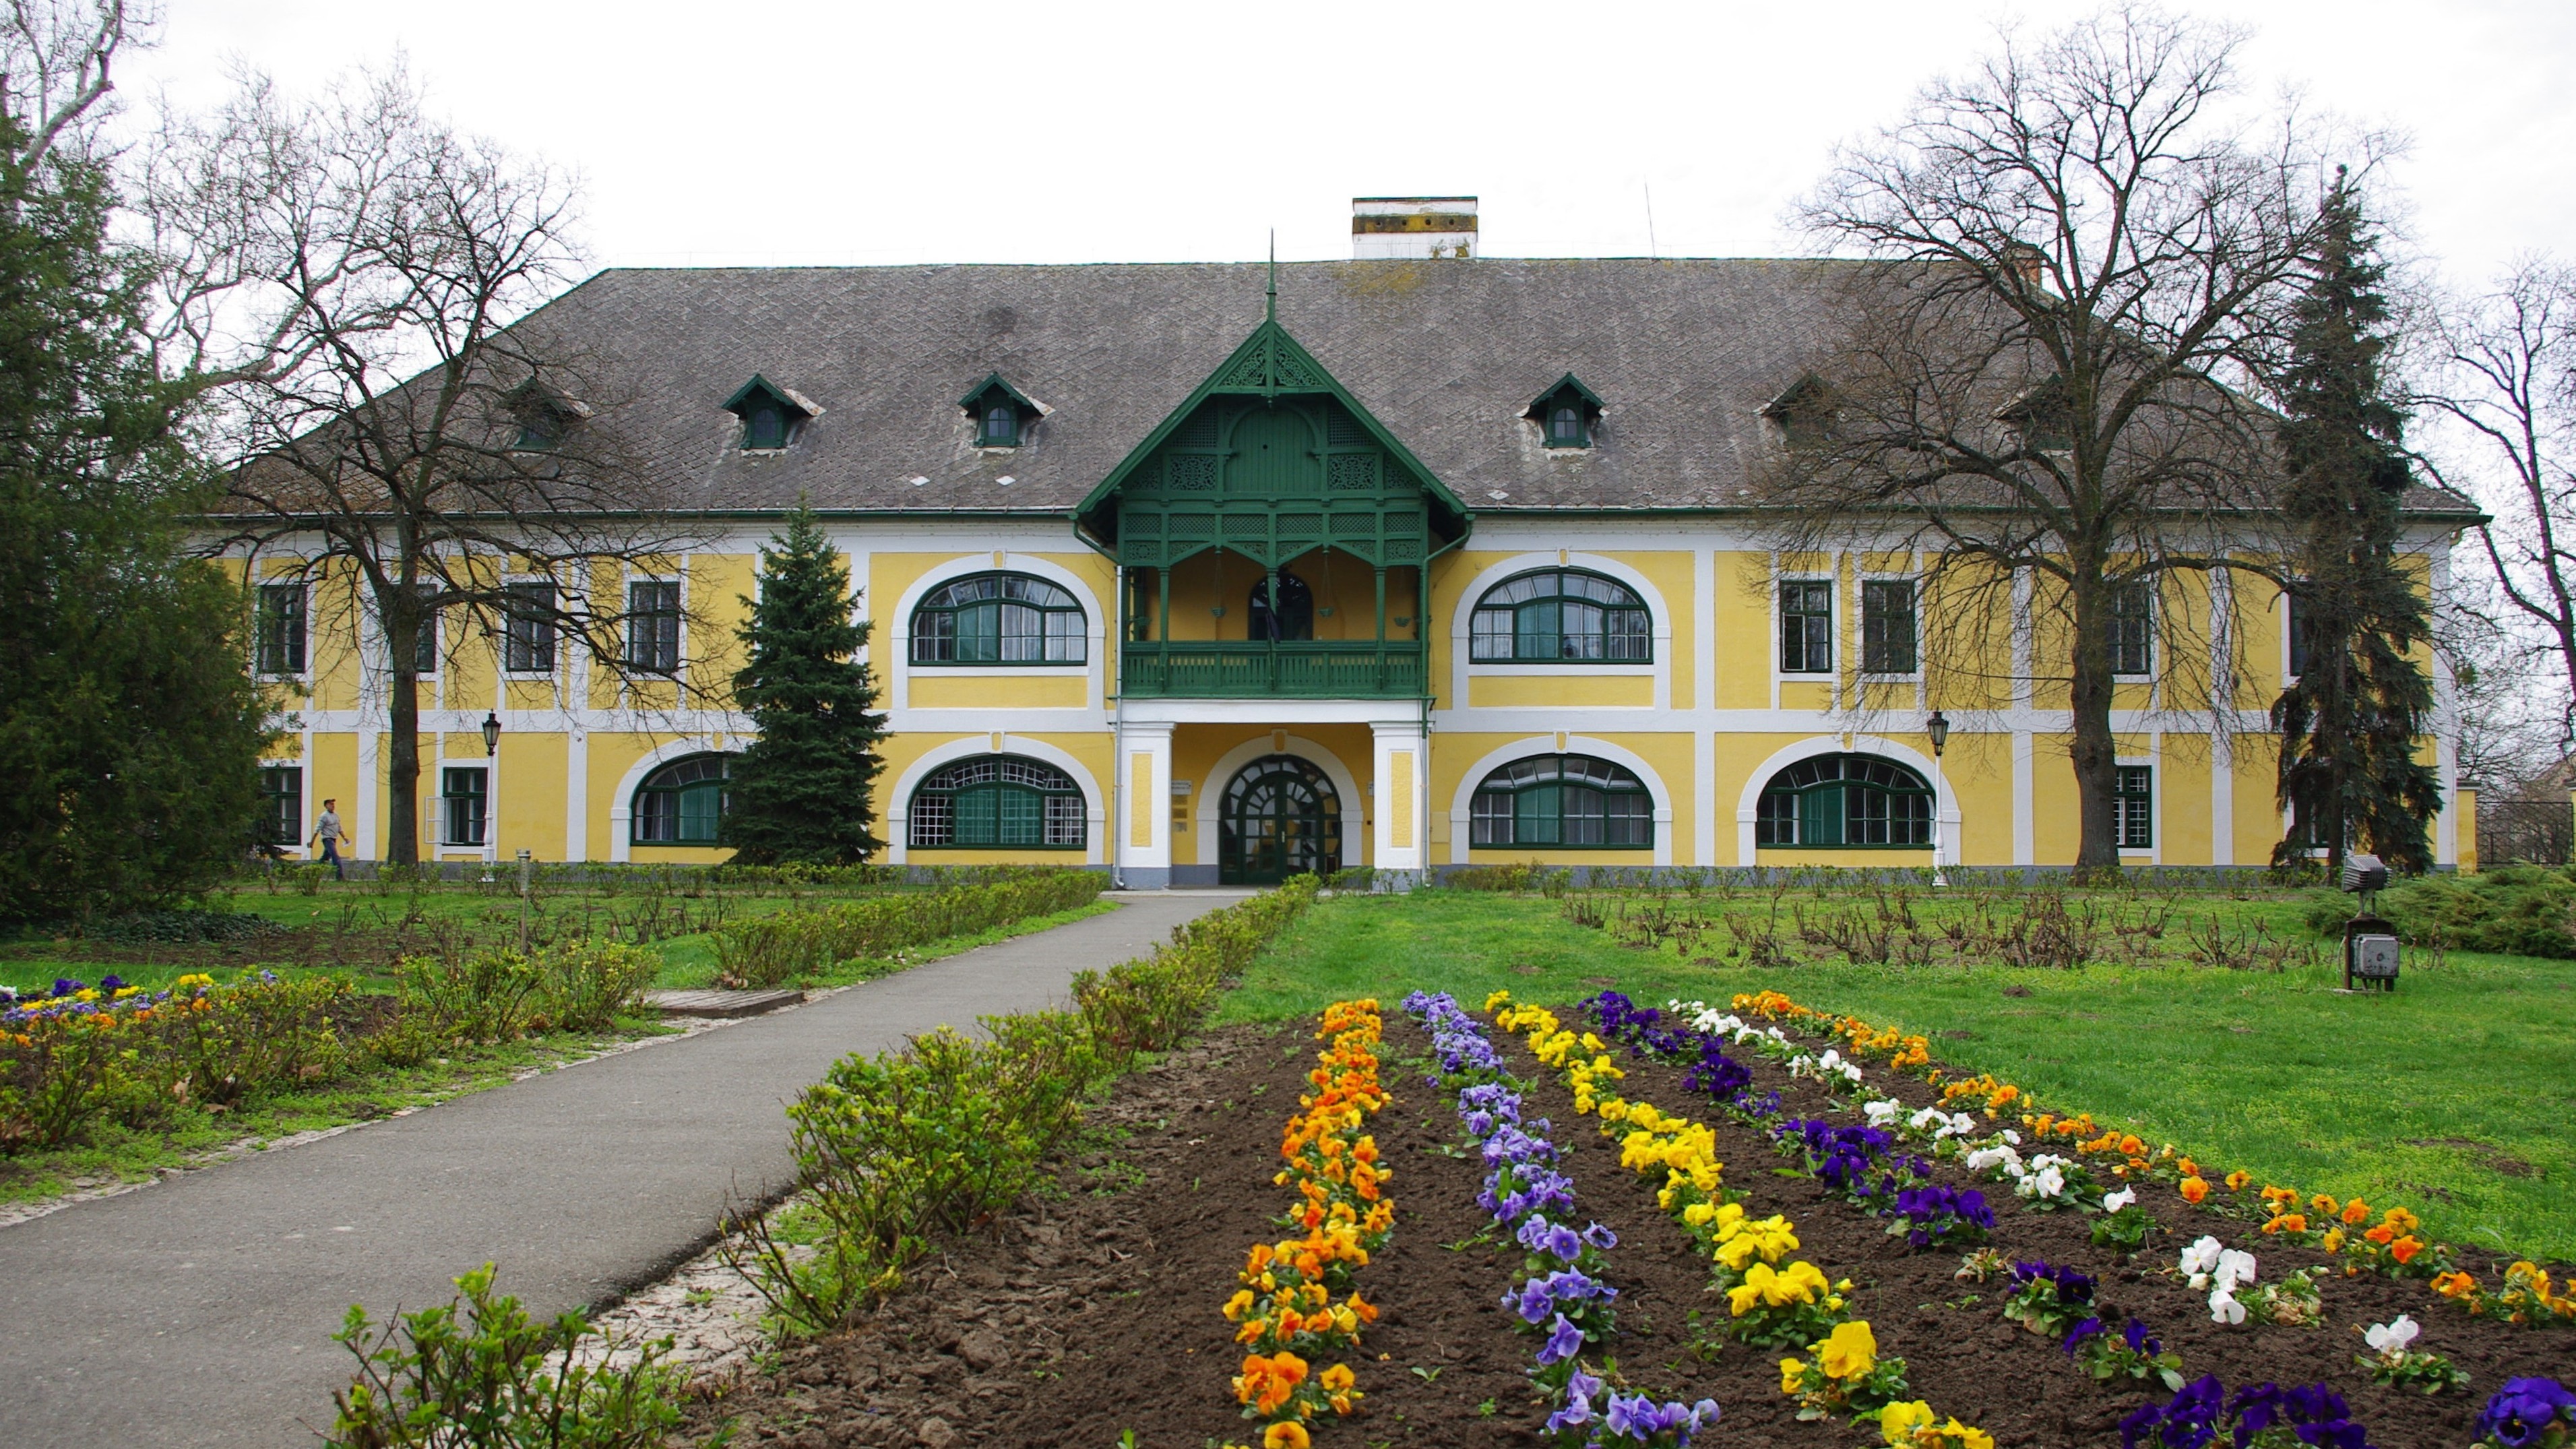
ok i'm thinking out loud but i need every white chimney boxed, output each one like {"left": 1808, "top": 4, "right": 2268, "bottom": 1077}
{"left": 1351, "top": 197, "right": 1478, "bottom": 259}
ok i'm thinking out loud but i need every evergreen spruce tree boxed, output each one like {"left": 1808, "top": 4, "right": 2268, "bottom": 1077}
{"left": 2269, "top": 170, "right": 2441, "bottom": 875}
{"left": 0, "top": 103, "right": 270, "bottom": 920}
{"left": 721, "top": 503, "right": 887, "bottom": 864}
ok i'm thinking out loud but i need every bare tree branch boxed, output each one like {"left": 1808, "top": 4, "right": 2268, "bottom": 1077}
{"left": 1766, "top": 4, "right": 2364, "bottom": 871}
{"left": 155, "top": 65, "right": 712, "bottom": 864}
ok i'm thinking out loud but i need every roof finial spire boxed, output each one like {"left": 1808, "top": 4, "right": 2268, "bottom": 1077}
{"left": 1265, "top": 231, "right": 1277, "bottom": 323}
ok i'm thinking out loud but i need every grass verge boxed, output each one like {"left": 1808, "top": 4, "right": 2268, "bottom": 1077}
{"left": 0, "top": 1017, "right": 673, "bottom": 1210}
{"left": 3, "top": 897, "right": 1121, "bottom": 1211}
{"left": 1225, "top": 890, "right": 2576, "bottom": 1262}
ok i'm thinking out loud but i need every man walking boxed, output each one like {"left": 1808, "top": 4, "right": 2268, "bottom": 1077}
{"left": 310, "top": 798, "right": 346, "bottom": 881}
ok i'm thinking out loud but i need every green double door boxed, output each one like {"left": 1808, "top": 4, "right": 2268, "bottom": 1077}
{"left": 1219, "top": 756, "right": 1342, "bottom": 885}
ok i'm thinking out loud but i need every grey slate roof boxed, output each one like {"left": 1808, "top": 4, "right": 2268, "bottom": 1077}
{"left": 529, "top": 259, "right": 2483, "bottom": 521}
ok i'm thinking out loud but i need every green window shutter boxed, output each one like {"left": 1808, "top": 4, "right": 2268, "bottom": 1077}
{"left": 1516, "top": 601, "right": 1561, "bottom": 660}
{"left": 1801, "top": 784, "right": 1844, "bottom": 846}
{"left": 955, "top": 786, "right": 1001, "bottom": 846}
{"left": 957, "top": 603, "right": 1001, "bottom": 662}
{"left": 1515, "top": 784, "right": 1561, "bottom": 846}
{"left": 999, "top": 788, "right": 1042, "bottom": 845}
{"left": 679, "top": 782, "right": 722, "bottom": 842}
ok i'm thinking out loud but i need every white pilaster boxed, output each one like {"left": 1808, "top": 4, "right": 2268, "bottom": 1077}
{"left": 1117, "top": 720, "right": 1176, "bottom": 888}
{"left": 1370, "top": 718, "right": 1428, "bottom": 879}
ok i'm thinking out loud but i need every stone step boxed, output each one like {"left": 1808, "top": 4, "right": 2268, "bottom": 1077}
{"left": 643, "top": 988, "right": 807, "bottom": 1019}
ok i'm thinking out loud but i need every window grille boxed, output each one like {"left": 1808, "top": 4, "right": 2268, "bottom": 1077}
{"left": 1468, "top": 755, "right": 1653, "bottom": 849}
{"left": 632, "top": 755, "right": 728, "bottom": 844}
{"left": 2116, "top": 766, "right": 2154, "bottom": 849}
{"left": 1469, "top": 569, "right": 1652, "bottom": 662}
{"left": 1755, "top": 753, "right": 1933, "bottom": 847}
{"left": 910, "top": 573, "right": 1086, "bottom": 665}
{"left": 909, "top": 756, "right": 1085, "bottom": 848}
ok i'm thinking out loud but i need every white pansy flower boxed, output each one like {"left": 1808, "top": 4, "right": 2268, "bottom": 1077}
{"left": 1864, "top": 1099, "right": 1901, "bottom": 1128}
{"left": 1966, "top": 1145, "right": 2022, "bottom": 1175}
{"left": 1910, "top": 1106, "right": 1950, "bottom": 1132}
{"left": 2209, "top": 1287, "right": 2247, "bottom": 1325}
{"left": 2214, "top": 1249, "right": 2258, "bottom": 1290}
{"left": 1999, "top": 1130, "right": 2022, "bottom": 1146}
{"left": 2103, "top": 1188, "right": 2137, "bottom": 1212}
{"left": 2032, "top": 1164, "right": 2067, "bottom": 1198}
{"left": 2364, "top": 1316, "right": 2418, "bottom": 1355}
{"left": 2178, "top": 1236, "right": 2224, "bottom": 1278}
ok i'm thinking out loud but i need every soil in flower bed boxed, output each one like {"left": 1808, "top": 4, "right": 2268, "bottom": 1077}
{"left": 680, "top": 1008, "right": 2567, "bottom": 1448}
{"left": 1521, "top": 1008, "right": 2573, "bottom": 1448}
{"left": 684, "top": 1014, "right": 1749, "bottom": 1448}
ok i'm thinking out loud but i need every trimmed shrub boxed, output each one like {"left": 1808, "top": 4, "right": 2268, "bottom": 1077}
{"left": 712, "top": 869, "right": 1102, "bottom": 987}
{"left": 326, "top": 1263, "right": 680, "bottom": 1448}
{"left": 538, "top": 940, "right": 660, "bottom": 1032}
{"left": 2308, "top": 866, "right": 2576, "bottom": 959}
{"left": 732, "top": 875, "right": 1319, "bottom": 1335}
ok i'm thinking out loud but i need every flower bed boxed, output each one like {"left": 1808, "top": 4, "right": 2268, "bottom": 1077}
{"left": 1730, "top": 989, "right": 2576, "bottom": 1330}
{"left": 1221, "top": 998, "right": 1391, "bottom": 1447}
{"left": 658, "top": 963, "right": 2576, "bottom": 1449}
{"left": 1406, "top": 990, "right": 1720, "bottom": 1448}
{"left": 1563, "top": 988, "right": 2572, "bottom": 1446}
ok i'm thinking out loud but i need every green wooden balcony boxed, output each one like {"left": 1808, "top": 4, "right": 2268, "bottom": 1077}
{"left": 1119, "top": 641, "right": 1425, "bottom": 698}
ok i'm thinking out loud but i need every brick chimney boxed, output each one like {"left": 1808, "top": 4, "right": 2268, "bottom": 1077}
{"left": 1351, "top": 197, "right": 1477, "bottom": 259}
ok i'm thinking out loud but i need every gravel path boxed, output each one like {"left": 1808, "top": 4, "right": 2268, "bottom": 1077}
{"left": 0, "top": 890, "right": 1251, "bottom": 1449}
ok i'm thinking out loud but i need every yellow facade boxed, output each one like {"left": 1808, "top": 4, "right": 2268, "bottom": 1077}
{"left": 240, "top": 522, "right": 2470, "bottom": 879}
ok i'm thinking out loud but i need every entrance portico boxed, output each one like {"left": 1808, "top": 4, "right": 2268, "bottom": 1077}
{"left": 1114, "top": 701, "right": 1428, "bottom": 888}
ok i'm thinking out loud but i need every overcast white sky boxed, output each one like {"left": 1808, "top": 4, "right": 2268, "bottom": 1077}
{"left": 122, "top": 1, "right": 2575, "bottom": 291}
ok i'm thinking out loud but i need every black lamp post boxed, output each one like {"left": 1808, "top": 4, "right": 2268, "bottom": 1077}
{"left": 481, "top": 710, "right": 502, "bottom": 757}
{"left": 1926, "top": 709, "right": 1950, "bottom": 758}
{"left": 1925, "top": 710, "right": 1951, "bottom": 886}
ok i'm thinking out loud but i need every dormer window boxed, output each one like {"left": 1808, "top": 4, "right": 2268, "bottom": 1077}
{"left": 959, "top": 373, "right": 1041, "bottom": 449}
{"left": 1999, "top": 375, "right": 2075, "bottom": 453}
{"left": 506, "top": 379, "right": 592, "bottom": 453}
{"left": 1525, "top": 373, "right": 1603, "bottom": 450}
{"left": 1763, "top": 375, "right": 1837, "bottom": 449}
{"left": 722, "top": 374, "right": 822, "bottom": 453}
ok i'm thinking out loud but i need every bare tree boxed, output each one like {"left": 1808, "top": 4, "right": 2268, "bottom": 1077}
{"left": 1, "top": 0, "right": 139, "bottom": 171}
{"left": 147, "top": 67, "right": 701, "bottom": 865}
{"left": 2417, "top": 259, "right": 2576, "bottom": 747}
{"left": 1775, "top": 7, "right": 2353, "bottom": 871}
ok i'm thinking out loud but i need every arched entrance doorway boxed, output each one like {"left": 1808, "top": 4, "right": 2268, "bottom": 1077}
{"left": 1219, "top": 755, "right": 1342, "bottom": 884}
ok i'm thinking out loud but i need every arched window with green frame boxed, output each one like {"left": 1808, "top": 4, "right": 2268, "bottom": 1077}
{"left": 1469, "top": 754, "right": 1654, "bottom": 848}
{"left": 632, "top": 754, "right": 729, "bottom": 844}
{"left": 909, "top": 756, "right": 1086, "bottom": 849}
{"left": 909, "top": 572, "right": 1088, "bottom": 665}
{"left": 1469, "top": 569, "right": 1652, "bottom": 662}
{"left": 1754, "top": 753, "right": 1932, "bottom": 847}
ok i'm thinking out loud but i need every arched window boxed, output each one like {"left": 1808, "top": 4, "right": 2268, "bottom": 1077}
{"left": 1551, "top": 406, "right": 1582, "bottom": 443}
{"left": 1470, "top": 569, "right": 1651, "bottom": 662}
{"left": 982, "top": 404, "right": 1018, "bottom": 446}
{"left": 743, "top": 403, "right": 786, "bottom": 450}
{"left": 1248, "top": 573, "right": 1314, "bottom": 642}
{"left": 1470, "top": 754, "right": 1653, "bottom": 849}
{"left": 910, "top": 756, "right": 1086, "bottom": 848}
{"left": 910, "top": 572, "right": 1087, "bottom": 664}
{"left": 632, "top": 754, "right": 729, "bottom": 844}
{"left": 1755, "top": 753, "right": 1932, "bottom": 847}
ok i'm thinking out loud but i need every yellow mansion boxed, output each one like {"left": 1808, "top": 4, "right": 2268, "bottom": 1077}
{"left": 234, "top": 221, "right": 2481, "bottom": 884}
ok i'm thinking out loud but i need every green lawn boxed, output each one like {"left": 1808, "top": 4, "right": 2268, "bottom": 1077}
{"left": 1226, "top": 889, "right": 2576, "bottom": 1262}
